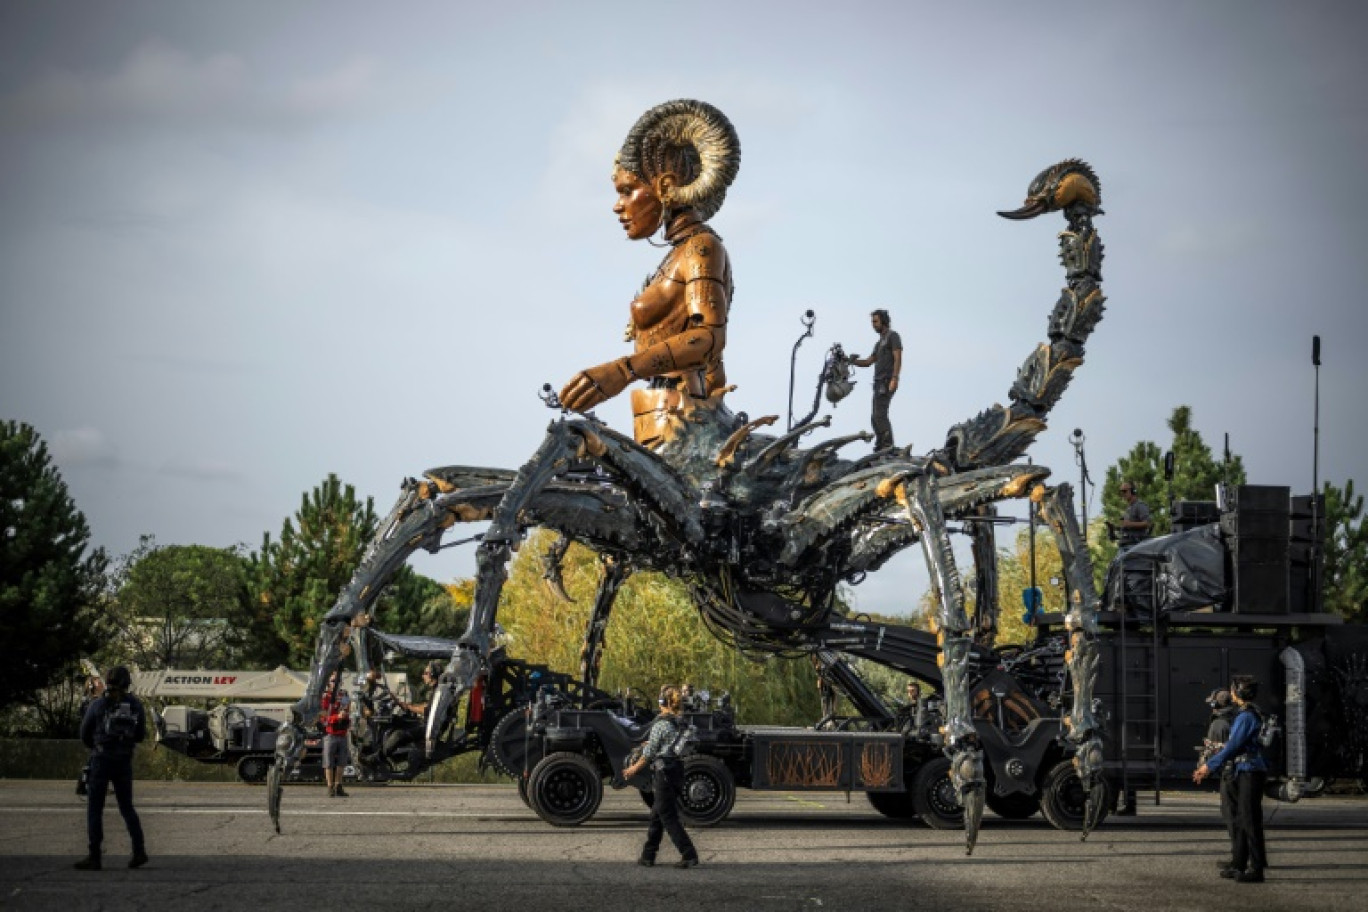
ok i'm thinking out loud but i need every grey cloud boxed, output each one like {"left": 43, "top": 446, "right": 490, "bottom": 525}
{"left": 0, "top": 41, "right": 380, "bottom": 131}
{"left": 158, "top": 458, "right": 243, "bottom": 483}
{"left": 49, "top": 427, "right": 119, "bottom": 468}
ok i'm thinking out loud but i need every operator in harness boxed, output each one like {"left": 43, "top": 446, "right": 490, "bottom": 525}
{"left": 622, "top": 685, "right": 699, "bottom": 869}
{"left": 1193, "top": 675, "right": 1271, "bottom": 884}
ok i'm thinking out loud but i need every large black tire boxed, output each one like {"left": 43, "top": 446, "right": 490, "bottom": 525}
{"left": 866, "top": 789, "right": 918, "bottom": 820}
{"left": 1040, "top": 760, "right": 1111, "bottom": 831}
{"left": 527, "top": 752, "right": 603, "bottom": 827}
{"left": 910, "top": 757, "right": 964, "bottom": 830}
{"left": 236, "top": 754, "right": 273, "bottom": 784}
{"left": 516, "top": 775, "right": 532, "bottom": 808}
{"left": 985, "top": 788, "right": 1041, "bottom": 820}
{"left": 678, "top": 756, "right": 736, "bottom": 827}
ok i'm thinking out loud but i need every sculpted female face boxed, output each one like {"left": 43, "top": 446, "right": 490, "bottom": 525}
{"left": 612, "top": 167, "right": 664, "bottom": 240}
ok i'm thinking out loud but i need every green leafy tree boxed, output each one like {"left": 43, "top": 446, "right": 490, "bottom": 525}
{"left": 1095, "top": 406, "right": 1246, "bottom": 580}
{"left": 0, "top": 421, "right": 108, "bottom": 708}
{"left": 995, "top": 526, "right": 1068, "bottom": 645}
{"left": 248, "top": 474, "right": 451, "bottom": 667}
{"left": 1322, "top": 479, "right": 1367, "bottom": 623}
{"left": 104, "top": 536, "right": 253, "bottom": 669}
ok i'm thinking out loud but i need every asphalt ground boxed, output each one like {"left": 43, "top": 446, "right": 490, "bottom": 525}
{"left": 0, "top": 780, "right": 1363, "bottom": 912}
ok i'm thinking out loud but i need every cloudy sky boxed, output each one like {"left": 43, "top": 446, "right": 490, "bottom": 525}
{"left": 3, "top": 1, "right": 1365, "bottom": 620}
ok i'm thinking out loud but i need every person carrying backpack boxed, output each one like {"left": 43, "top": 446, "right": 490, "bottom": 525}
{"left": 1193, "top": 675, "right": 1271, "bottom": 883}
{"left": 622, "top": 685, "right": 699, "bottom": 869}
{"left": 75, "top": 665, "right": 148, "bottom": 871}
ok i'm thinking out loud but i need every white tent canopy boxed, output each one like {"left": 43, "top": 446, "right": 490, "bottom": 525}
{"left": 131, "top": 667, "right": 409, "bottom": 700}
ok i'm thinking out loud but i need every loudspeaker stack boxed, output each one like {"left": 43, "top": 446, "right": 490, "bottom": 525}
{"left": 1220, "top": 485, "right": 1290, "bottom": 614}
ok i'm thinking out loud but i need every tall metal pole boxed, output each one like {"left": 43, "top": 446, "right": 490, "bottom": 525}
{"left": 1071, "top": 428, "right": 1089, "bottom": 542}
{"left": 1027, "top": 457, "right": 1037, "bottom": 596}
{"left": 787, "top": 310, "right": 817, "bottom": 430}
{"left": 1312, "top": 335, "right": 1322, "bottom": 611}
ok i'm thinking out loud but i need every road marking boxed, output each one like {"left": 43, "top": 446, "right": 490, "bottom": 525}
{"left": 782, "top": 796, "right": 827, "bottom": 809}
{"left": 0, "top": 806, "right": 540, "bottom": 818}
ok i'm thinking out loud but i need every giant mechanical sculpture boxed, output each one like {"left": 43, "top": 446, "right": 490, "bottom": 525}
{"left": 269, "top": 100, "right": 1109, "bottom": 851}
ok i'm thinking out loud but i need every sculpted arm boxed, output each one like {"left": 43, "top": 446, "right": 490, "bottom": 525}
{"left": 559, "top": 238, "right": 729, "bottom": 412}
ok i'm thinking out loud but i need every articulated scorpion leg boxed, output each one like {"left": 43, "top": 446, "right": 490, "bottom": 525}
{"left": 269, "top": 483, "right": 479, "bottom": 832}
{"left": 427, "top": 417, "right": 702, "bottom": 752}
{"left": 578, "top": 554, "right": 628, "bottom": 696}
{"left": 541, "top": 533, "right": 574, "bottom": 603}
{"left": 428, "top": 424, "right": 583, "bottom": 752}
{"left": 968, "top": 505, "right": 1000, "bottom": 650}
{"left": 902, "top": 473, "right": 986, "bottom": 855}
{"left": 1036, "top": 482, "right": 1105, "bottom": 837}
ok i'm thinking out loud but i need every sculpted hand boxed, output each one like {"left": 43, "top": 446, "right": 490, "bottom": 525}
{"left": 559, "top": 358, "right": 634, "bottom": 412}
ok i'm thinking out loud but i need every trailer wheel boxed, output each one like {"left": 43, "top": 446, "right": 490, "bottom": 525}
{"left": 527, "top": 752, "right": 602, "bottom": 827}
{"left": 679, "top": 756, "right": 735, "bottom": 827}
{"left": 236, "top": 754, "right": 272, "bottom": 784}
{"left": 1041, "top": 760, "right": 1111, "bottom": 831}
{"left": 910, "top": 757, "right": 964, "bottom": 830}
{"left": 866, "top": 789, "right": 918, "bottom": 820}
{"left": 985, "top": 789, "right": 1040, "bottom": 820}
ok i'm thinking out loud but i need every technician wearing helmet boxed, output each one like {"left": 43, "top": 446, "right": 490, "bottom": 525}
{"left": 75, "top": 665, "right": 148, "bottom": 871}
{"left": 1193, "top": 676, "right": 1270, "bottom": 883}
{"left": 622, "top": 685, "right": 699, "bottom": 868}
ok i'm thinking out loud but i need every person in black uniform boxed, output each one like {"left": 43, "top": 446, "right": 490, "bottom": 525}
{"left": 75, "top": 665, "right": 148, "bottom": 871}
{"left": 622, "top": 685, "right": 699, "bottom": 868}
{"left": 1193, "top": 676, "right": 1270, "bottom": 883}
{"left": 1200, "top": 689, "right": 1238, "bottom": 862}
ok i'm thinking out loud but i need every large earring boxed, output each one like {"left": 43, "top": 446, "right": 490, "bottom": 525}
{"left": 646, "top": 193, "right": 672, "bottom": 248}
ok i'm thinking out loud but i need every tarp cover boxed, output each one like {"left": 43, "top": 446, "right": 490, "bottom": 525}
{"left": 1102, "top": 524, "right": 1228, "bottom": 618}
{"left": 369, "top": 629, "right": 461, "bottom": 660}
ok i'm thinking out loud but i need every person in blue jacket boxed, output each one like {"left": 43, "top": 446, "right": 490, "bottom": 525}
{"left": 1193, "top": 675, "right": 1268, "bottom": 883}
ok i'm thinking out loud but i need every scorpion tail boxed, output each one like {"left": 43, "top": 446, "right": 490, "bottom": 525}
{"left": 945, "top": 160, "right": 1105, "bottom": 471}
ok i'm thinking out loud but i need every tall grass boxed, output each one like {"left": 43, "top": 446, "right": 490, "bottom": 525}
{"left": 496, "top": 532, "right": 822, "bottom": 726}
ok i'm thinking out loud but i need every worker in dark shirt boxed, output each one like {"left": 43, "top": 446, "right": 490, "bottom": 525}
{"left": 1193, "top": 676, "right": 1270, "bottom": 883}
{"left": 1108, "top": 481, "right": 1152, "bottom": 551}
{"left": 75, "top": 665, "right": 148, "bottom": 871}
{"left": 849, "top": 309, "right": 903, "bottom": 452}
{"left": 383, "top": 662, "right": 440, "bottom": 773}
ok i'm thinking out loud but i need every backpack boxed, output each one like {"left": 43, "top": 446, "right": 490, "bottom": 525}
{"left": 666, "top": 717, "right": 698, "bottom": 759}
{"left": 100, "top": 698, "right": 139, "bottom": 746}
{"left": 1256, "top": 712, "right": 1281, "bottom": 750}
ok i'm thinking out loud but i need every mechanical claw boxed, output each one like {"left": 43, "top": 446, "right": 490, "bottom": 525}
{"left": 950, "top": 747, "right": 986, "bottom": 855}
{"left": 267, "top": 721, "right": 305, "bottom": 834}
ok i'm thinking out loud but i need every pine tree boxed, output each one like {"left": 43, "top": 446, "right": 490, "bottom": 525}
{"left": 247, "top": 474, "right": 447, "bottom": 667}
{"left": 1094, "top": 406, "right": 1247, "bottom": 582}
{"left": 0, "top": 421, "right": 108, "bottom": 706}
{"left": 1322, "top": 479, "right": 1367, "bottom": 623}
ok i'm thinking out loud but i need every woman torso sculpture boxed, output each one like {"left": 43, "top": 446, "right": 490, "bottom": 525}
{"left": 558, "top": 100, "right": 740, "bottom": 448}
